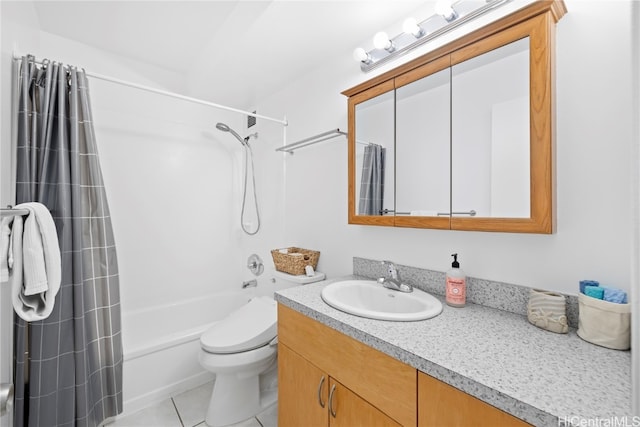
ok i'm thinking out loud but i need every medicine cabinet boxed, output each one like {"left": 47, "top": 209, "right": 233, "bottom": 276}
{"left": 343, "top": 1, "right": 567, "bottom": 233}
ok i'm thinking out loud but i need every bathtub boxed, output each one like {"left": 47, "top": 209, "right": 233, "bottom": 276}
{"left": 120, "top": 290, "right": 253, "bottom": 415}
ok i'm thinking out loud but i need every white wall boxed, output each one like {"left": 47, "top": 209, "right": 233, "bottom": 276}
{"left": 630, "top": 0, "right": 640, "bottom": 416}
{"left": 0, "top": 2, "right": 278, "bottom": 316}
{"left": 1, "top": 0, "right": 633, "bottom": 335}
{"left": 6, "top": 1, "right": 629, "bottom": 306}
{"left": 260, "top": 0, "right": 634, "bottom": 296}
{"left": 91, "top": 85, "right": 246, "bottom": 312}
{"left": 0, "top": 0, "right": 637, "bottom": 414}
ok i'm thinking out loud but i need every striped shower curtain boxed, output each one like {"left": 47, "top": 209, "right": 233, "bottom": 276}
{"left": 13, "top": 56, "right": 122, "bottom": 427}
{"left": 358, "top": 144, "right": 386, "bottom": 215}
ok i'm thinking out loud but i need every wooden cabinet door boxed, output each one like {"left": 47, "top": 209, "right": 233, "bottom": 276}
{"left": 278, "top": 343, "right": 328, "bottom": 427}
{"left": 329, "top": 378, "right": 401, "bottom": 427}
{"left": 418, "top": 372, "right": 531, "bottom": 426}
{"left": 279, "top": 304, "right": 417, "bottom": 426}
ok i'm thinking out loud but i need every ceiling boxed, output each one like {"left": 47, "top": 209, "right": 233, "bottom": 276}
{"left": 30, "top": 1, "right": 430, "bottom": 108}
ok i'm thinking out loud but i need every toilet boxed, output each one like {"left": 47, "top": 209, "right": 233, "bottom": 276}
{"left": 198, "top": 271, "right": 326, "bottom": 426}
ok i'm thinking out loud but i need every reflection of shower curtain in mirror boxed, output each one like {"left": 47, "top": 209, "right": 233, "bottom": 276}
{"left": 13, "top": 55, "right": 122, "bottom": 427}
{"left": 358, "top": 145, "right": 385, "bottom": 215}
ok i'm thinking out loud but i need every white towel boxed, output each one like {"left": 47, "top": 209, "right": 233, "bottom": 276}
{"left": 10, "top": 202, "right": 61, "bottom": 322}
{"left": 1, "top": 217, "right": 13, "bottom": 282}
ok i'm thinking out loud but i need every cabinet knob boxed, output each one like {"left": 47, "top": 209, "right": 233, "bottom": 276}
{"left": 317, "top": 376, "right": 326, "bottom": 408}
{"left": 328, "top": 384, "right": 337, "bottom": 418}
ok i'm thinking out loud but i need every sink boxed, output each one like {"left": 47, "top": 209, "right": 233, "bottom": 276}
{"left": 320, "top": 280, "right": 443, "bottom": 321}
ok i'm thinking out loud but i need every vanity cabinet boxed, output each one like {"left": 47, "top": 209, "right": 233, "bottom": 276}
{"left": 344, "top": 1, "right": 567, "bottom": 233}
{"left": 278, "top": 345, "right": 327, "bottom": 426}
{"left": 278, "top": 303, "right": 533, "bottom": 426}
{"left": 419, "top": 372, "right": 531, "bottom": 427}
{"left": 278, "top": 304, "right": 415, "bottom": 426}
{"left": 279, "top": 344, "right": 400, "bottom": 426}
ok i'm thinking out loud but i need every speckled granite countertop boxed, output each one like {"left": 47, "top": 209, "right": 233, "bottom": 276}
{"left": 274, "top": 277, "right": 632, "bottom": 427}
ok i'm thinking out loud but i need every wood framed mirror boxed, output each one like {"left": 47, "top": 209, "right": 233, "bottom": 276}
{"left": 344, "top": 1, "right": 567, "bottom": 233}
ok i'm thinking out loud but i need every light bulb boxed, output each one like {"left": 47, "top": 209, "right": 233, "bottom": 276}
{"left": 373, "top": 31, "right": 394, "bottom": 51}
{"left": 353, "top": 47, "right": 371, "bottom": 63}
{"left": 435, "top": 0, "right": 458, "bottom": 21}
{"left": 403, "top": 17, "right": 424, "bottom": 38}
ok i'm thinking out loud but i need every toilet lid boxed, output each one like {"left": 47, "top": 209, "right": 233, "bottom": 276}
{"left": 200, "top": 296, "right": 277, "bottom": 354}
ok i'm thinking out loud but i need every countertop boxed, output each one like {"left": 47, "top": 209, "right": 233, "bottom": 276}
{"left": 274, "top": 277, "right": 632, "bottom": 426}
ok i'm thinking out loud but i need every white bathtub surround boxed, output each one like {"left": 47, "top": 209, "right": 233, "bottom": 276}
{"left": 121, "top": 290, "right": 253, "bottom": 415}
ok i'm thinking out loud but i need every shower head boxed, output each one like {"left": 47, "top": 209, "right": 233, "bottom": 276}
{"left": 216, "top": 122, "right": 246, "bottom": 146}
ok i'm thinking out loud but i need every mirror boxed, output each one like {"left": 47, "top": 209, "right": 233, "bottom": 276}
{"left": 394, "top": 56, "right": 452, "bottom": 230}
{"left": 451, "top": 37, "right": 530, "bottom": 218}
{"left": 396, "top": 62, "right": 450, "bottom": 217}
{"left": 354, "top": 90, "right": 394, "bottom": 216}
{"left": 345, "top": 4, "right": 560, "bottom": 233}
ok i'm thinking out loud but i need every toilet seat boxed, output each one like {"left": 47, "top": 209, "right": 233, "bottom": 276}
{"left": 201, "top": 296, "right": 277, "bottom": 354}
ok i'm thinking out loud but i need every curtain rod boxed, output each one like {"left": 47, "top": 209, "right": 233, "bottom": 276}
{"left": 12, "top": 53, "right": 288, "bottom": 126}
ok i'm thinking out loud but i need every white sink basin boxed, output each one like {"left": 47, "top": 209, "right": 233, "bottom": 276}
{"left": 321, "top": 280, "right": 443, "bottom": 321}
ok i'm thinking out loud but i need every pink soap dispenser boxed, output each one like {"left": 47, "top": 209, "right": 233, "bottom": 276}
{"left": 446, "top": 253, "right": 466, "bottom": 307}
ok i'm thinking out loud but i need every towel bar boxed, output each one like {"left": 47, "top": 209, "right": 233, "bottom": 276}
{"left": 380, "top": 209, "right": 477, "bottom": 216}
{"left": 0, "top": 206, "right": 29, "bottom": 217}
{"left": 276, "top": 129, "right": 347, "bottom": 153}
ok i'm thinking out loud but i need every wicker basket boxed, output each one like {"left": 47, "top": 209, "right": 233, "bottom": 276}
{"left": 271, "top": 247, "right": 320, "bottom": 276}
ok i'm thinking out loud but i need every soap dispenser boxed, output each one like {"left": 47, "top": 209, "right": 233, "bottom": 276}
{"left": 446, "top": 253, "right": 466, "bottom": 307}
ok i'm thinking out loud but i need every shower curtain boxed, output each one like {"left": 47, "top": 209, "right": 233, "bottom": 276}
{"left": 358, "top": 144, "right": 386, "bottom": 215}
{"left": 13, "top": 56, "right": 122, "bottom": 427}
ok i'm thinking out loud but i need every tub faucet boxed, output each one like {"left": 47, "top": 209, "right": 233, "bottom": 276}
{"left": 378, "top": 261, "right": 413, "bottom": 293}
{"left": 242, "top": 279, "right": 258, "bottom": 289}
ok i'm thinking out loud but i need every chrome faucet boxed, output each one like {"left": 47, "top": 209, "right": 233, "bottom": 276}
{"left": 378, "top": 261, "right": 413, "bottom": 293}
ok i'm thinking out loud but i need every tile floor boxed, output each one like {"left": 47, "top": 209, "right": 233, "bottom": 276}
{"left": 107, "top": 381, "right": 277, "bottom": 427}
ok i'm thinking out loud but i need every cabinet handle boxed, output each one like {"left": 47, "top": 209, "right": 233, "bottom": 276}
{"left": 317, "top": 376, "right": 326, "bottom": 408}
{"left": 328, "top": 384, "right": 337, "bottom": 418}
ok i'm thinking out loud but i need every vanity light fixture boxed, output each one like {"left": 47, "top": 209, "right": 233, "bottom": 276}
{"left": 435, "top": 0, "right": 459, "bottom": 22}
{"left": 352, "top": 47, "right": 373, "bottom": 64}
{"left": 403, "top": 17, "right": 425, "bottom": 38}
{"left": 354, "top": 0, "right": 513, "bottom": 73}
{"left": 373, "top": 31, "right": 395, "bottom": 52}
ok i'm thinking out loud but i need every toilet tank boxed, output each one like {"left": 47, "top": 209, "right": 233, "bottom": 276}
{"left": 272, "top": 270, "right": 326, "bottom": 288}
{"left": 254, "top": 270, "right": 326, "bottom": 300}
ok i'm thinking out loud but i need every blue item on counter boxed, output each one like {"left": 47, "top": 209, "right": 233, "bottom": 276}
{"left": 601, "top": 286, "right": 628, "bottom": 304}
{"left": 584, "top": 285, "right": 604, "bottom": 300}
{"left": 579, "top": 280, "right": 599, "bottom": 294}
